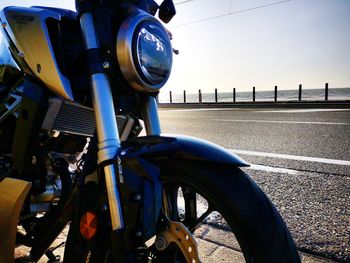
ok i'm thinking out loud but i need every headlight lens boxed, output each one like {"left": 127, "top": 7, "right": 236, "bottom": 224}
{"left": 117, "top": 11, "right": 173, "bottom": 92}
{"left": 135, "top": 21, "right": 172, "bottom": 85}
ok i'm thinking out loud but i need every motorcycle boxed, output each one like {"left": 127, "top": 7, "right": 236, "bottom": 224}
{"left": 0, "top": 0, "right": 301, "bottom": 262}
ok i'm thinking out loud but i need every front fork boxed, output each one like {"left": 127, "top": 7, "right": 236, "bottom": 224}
{"left": 79, "top": 11, "right": 161, "bottom": 231}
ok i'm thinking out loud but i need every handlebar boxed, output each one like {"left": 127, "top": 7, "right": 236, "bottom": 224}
{"left": 75, "top": 0, "right": 175, "bottom": 23}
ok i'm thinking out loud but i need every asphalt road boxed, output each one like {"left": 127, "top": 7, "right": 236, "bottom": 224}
{"left": 158, "top": 107, "right": 350, "bottom": 262}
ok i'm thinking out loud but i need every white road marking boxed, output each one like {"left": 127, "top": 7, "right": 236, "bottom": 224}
{"left": 160, "top": 108, "right": 350, "bottom": 113}
{"left": 214, "top": 119, "right": 349, "bottom": 125}
{"left": 247, "top": 164, "right": 300, "bottom": 175}
{"left": 256, "top": 109, "right": 350, "bottom": 113}
{"left": 159, "top": 108, "right": 242, "bottom": 112}
{"left": 230, "top": 149, "right": 350, "bottom": 166}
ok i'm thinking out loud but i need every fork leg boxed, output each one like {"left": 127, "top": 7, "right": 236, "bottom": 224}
{"left": 79, "top": 11, "right": 124, "bottom": 231}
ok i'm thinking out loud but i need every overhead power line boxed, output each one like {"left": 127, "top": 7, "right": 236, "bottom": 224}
{"left": 172, "top": 0, "right": 292, "bottom": 28}
{"left": 175, "top": 0, "right": 196, "bottom": 5}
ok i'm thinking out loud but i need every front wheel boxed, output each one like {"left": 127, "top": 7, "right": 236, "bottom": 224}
{"left": 152, "top": 159, "right": 300, "bottom": 263}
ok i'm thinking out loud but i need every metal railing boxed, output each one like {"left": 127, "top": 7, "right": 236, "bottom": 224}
{"left": 159, "top": 83, "right": 349, "bottom": 104}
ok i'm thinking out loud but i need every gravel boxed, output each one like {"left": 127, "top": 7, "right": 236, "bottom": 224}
{"left": 243, "top": 167, "right": 350, "bottom": 262}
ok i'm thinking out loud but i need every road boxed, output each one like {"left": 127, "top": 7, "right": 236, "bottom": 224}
{"left": 158, "top": 107, "right": 350, "bottom": 262}
{"left": 15, "top": 107, "right": 349, "bottom": 262}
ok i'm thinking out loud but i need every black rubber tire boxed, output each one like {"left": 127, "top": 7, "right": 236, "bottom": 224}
{"left": 64, "top": 158, "right": 301, "bottom": 263}
{"left": 158, "top": 159, "right": 301, "bottom": 263}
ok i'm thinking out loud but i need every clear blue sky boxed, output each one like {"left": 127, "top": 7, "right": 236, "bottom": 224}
{"left": 1, "top": 0, "right": 349, "bottom": 95}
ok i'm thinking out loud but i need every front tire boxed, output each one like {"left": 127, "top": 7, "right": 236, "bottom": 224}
{"left": 156, "top": 159, "right": 300, "bottom": 263}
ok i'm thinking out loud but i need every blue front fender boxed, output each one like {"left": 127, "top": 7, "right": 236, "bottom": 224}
{"left": 118, "top": 134, "right": 248, "bottom": 241}
{"left": 121, "top": 134, "right": 249, "bottom": 167}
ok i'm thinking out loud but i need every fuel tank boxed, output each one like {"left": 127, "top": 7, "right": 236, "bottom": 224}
{"left": 0, "top": 6, "right": 74, "bottom": 100}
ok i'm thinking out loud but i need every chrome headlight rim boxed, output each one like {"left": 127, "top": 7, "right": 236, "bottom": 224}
{"left": 116, "top": 11, "right": 173, "bottom": 93}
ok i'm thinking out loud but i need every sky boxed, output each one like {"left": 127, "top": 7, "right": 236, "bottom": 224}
{"left": 0, "top": 0, "right": 349, "bottom": 96}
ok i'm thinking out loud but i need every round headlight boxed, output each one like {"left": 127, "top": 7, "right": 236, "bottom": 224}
{"left": 117, "top": 11, "right": 173, "bottom": 92}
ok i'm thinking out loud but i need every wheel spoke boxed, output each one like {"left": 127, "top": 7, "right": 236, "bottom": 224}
{"left": 188, "top": 206, "right": 214, "bottom": 232}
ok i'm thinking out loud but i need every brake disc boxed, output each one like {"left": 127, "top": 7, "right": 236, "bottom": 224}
{"left": 155, "top": 220, "right": 201, "bottom": 263}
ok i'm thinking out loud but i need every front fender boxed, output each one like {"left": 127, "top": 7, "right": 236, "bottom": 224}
{"left": 115, "top": 135, "right": 248, "bottom": 244}
{"left": 121, "top": 134, "right": 249, "bottom": 167}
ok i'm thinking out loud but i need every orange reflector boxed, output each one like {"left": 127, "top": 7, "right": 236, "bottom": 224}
{"left": 80, "top": 211, "right": 98, "bottom": 240}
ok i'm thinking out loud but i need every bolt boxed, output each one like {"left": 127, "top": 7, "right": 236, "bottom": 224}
{"left": 120, "top": 150, "right": 126, "bottom": 156}
{"left": 18, "top": 52, "right": 24, "bottom": 58}
{"left": 103, "top": 62, "right": 110, "bottom": 69}
{"left": 134, "top": 194, "right": 142, "bottom": 201}
{"left": 155, "top": 235, "right": 168, "bottom": 251}
{"left": 54, "top": 160, "right": 60, "bottom": 167}
{"left": 50, "top": 130, "right": 60, "bottom": 138}
{"left": 135, "top": 231, "right": 142, "bottom": 237}
{"left": 101, "top": 204, "right": 108, "bottom": 211}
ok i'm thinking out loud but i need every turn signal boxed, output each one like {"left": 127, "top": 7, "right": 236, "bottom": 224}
{"left": 80, "top": 211, "right": 98, "bottom": 240}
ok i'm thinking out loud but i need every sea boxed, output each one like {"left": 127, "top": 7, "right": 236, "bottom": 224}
{"left": 158, "top": 87, "right": 350, "bottom": 103}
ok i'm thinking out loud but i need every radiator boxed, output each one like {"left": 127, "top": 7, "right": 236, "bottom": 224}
{"left": 41, "top": 98, "right": 133, "bottom": 140}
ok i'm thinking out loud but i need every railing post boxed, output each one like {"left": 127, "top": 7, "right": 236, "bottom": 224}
{"left": 298, "top": 84, "right": 302, "bottom": 101}
{"left": 169, "top": 91, "right": 172, "bottom": 103}
{"left": 183, "top": 90, "right": 186, "bottom": 103}
{"left": 325, "top": 83, "right": 329, "bottom": 101}
{"left": 215, "top": 88, "right": 218, "bottom": 103}
{"left": 233, "top": 88, "right": 236, "bottom": 102}
{"left": 253, "top": 86, "right": 255, "bottom": 102}
{"left": 199, "top": 89, "right": 202, "bottom": 103}
{"left": 274, "top": 86, "right": 277, "bottom": 102}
